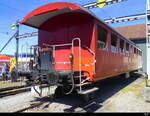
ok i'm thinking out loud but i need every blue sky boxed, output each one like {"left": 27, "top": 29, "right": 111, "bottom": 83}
{"left": 0, "top": 0, "right": 146, "bottom": 55}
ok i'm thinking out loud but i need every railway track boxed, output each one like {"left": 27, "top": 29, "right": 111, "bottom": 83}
{"left": 62, "top": 93, "right": 104, "bottom": 113}
{"left": 0, "top": 85, "right": 29, "bottom": 92}
{"left": 14, "top": 102, "right": 46, "bottom": 113}
{"left": 67, "top": 73, "right": 147, "bottom": 113}
{"left": 11, "top": 73, "right": 146, "bottom": 113}
{"left": 14, "top": 94, "right": 102, "bottom": 113}
{"left": 0, "top": 84, "right": 49, "bottom": 98}
{"left": 14, "top": 95, "right": 55, "bottom": 113}
{"left": 13, "top": 95, "right": 97, "bottom": 113}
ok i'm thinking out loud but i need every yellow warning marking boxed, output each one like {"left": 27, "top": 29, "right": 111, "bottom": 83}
{"left": 97, "top": 0, "right": 106, "bottom": 8}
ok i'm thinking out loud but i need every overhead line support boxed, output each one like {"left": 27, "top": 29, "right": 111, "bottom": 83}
{"left": 83, "top": 0, "right": 127, "bottom": 9}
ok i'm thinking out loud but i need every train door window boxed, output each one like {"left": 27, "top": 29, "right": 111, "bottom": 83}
{"left": 97, "top": 25, "right": 108, "bottom": 50}
{"left": 111, "top": 33, "right": 117, "bottom": 52}
{"left": 126, "top": 43, "right": 129, "bottom": 54}
{"left": 120, "top": 39, "right": 124, "bottom": 53}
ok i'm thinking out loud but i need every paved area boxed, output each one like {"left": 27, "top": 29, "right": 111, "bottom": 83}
{"left": 0, "top": 86, "right": 56, "bottom": 112}
{"left": 26, "top": 73, "right": 150, "bottom": 113}
{"left": 0, "top": 73, "right": 150, "bottom": 113}
{"left": 96, "top": 76, "right": 150, "bottom": 112}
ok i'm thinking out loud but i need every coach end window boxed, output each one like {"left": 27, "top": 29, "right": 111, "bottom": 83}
{"left": 111, "top": 33, "right": 117, "bottom": 52}
{"left": 97, "top": 25, "right": 108, "bottom": 50}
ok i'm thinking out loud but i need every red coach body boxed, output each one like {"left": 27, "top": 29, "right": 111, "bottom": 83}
{"left": 21, "top": 2, "right": 142, "bottom": 98}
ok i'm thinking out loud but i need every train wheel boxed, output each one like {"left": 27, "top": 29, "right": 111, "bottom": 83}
{"left": 55, "top": 86, "right": 65, "bottom": 98}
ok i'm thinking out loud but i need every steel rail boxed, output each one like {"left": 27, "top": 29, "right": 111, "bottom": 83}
{"left": 0, "top": 84, "right": 48, "bottom": 98}
{"left": 14, "top": 95, "right": 55, "bottom": 113}
{"left": 0, "top": 85, "right": 28, "bottom": 92}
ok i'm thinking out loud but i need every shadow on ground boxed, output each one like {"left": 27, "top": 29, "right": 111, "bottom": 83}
{"left": 30, "top": 73, "right": 145, "bottom": 112}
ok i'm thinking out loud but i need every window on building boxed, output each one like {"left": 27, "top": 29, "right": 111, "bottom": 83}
{"left": 97, "top": 25, "right": 108, "bottom": 50}
{"left": 111, "top": 33, "right": 118, "bottom": 52}
{"left": 126, "top": 43, "right": 129, "bottom": 53}
{"left": 120, "top": 39, "right": 124, "bottom": 53}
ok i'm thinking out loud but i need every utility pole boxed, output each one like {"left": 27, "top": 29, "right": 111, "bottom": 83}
{"left": 146, "top": 0, "right": 150, "bottom": 84}
{"left": 144, "top": 0, "right": 150, "bottom": 102}
{"left": 15, "top": 20, "right": 20, "bottom": 79}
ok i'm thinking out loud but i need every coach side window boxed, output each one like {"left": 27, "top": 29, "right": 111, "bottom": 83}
{"left": 134, "top": 47, "right": 136, "bottom": 54}
{"left": 138, "top": 50, "right": 141, "bottom": 56}
{"left": 111, "top": 33, "right": 117, "bottom": 52}
{"left": 97, "top": 25, "right": 108, "bottom": 50}
{"left": 126, "top": 43, "right": 129, "bottom": 53}
{"left": 120, "top": 39, "right": 124, "bottom": 53}
{"left": 130, "top": 45, "right": 133, "bottom": 53}
{"left": 140, "top": 51, "right": 142, "bottom": 56}
{"left": 137, "top": 50, "right": 139, "bottom": 55}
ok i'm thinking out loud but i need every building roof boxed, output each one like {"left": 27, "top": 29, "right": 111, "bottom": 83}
{"left": 114, "top": 24, "right": 146, "bottom": 40}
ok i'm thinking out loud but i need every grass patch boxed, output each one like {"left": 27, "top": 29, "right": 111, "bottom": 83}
{"left": 121, "top": 79, "right": 146, "bottom": 98}
{"left": 122, "top": 87, "right": 132, "bottom": 92}
{"left": 0, "top": 81, "right": 26, "bottom": 89}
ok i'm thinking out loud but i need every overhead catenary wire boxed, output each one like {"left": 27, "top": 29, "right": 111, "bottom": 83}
{"left": 0, "top": 32, "right": 17, "bottom": 53}
{"left": 0, "top": 2, "right": 26, "bottom": 31}
{"left": 0, "top": 2, "right": 26, "bottom": 14}
{"left": 11, "top": 0, "right": 128, "bottom": 40}
{"left": 104, "top": 13, "right": 147, "bottom": 24}
{"left": 0, "top": 32, "right": 10, "bottom": 35}
{"left": 83, "top": 0, "right": 127, "bottom": 9}
{"left": 0, "top": 0, "right": 128, "bottom": 41}
{"left": 17, "top": 13, "right": 147, "bottom": 39}
{"left": 0, "top": 0, "right": 140, "bottom": 53}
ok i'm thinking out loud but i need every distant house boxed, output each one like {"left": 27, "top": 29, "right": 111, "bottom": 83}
{"left": 115, "top": 24, "right": 147, "bottom": 72}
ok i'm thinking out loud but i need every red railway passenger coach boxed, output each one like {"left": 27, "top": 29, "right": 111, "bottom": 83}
{"left": 21, "top": 2, "right": 142, "bottom": 100}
